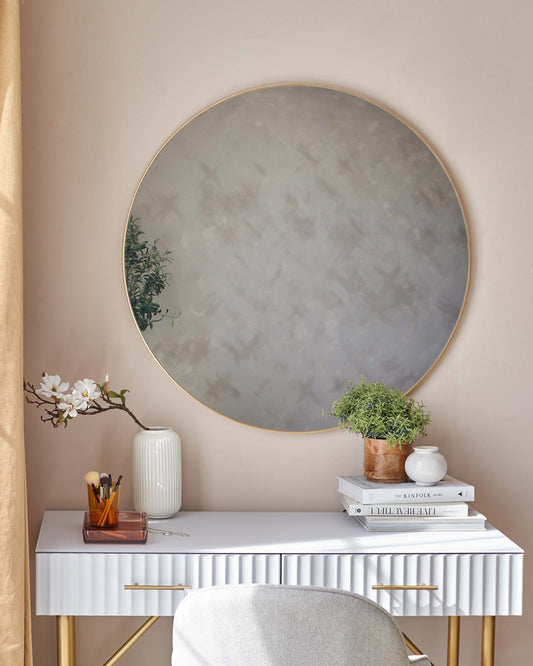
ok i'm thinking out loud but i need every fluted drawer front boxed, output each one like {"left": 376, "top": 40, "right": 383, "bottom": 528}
{"left": 36, "top": 552, "right": 280, "bottom": 616}
{"left": 282, "top": 553, "right": 523, "bottom": 616}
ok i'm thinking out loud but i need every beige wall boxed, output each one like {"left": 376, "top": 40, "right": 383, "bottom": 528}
{"left": 21, "top": 0, "right": 533, "bottom": 663}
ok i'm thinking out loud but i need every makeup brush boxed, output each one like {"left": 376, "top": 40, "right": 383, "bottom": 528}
{"left": 97, "top": 474, "right": 123, "bottom": 527}
{"left": 84, "top": 470, "right": 101, "bottom": 502}
{"left": 84, "top": 470, "right": 100, "bottom": 487}
{"left": 99, "top": 473, "right": 110, "bottom": 499}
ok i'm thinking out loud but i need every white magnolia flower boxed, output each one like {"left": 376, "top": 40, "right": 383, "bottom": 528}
{"left": 73, "top": 378, "right": 101, "bottom": 402}
{"left": 58, "top": 392, "right": 88, "bottom": 419}
{"left": 37, "top": 373, "right": 69, "bottom": 399}
{"left": 71, "top": 390, "right": 90, "bottom": 411}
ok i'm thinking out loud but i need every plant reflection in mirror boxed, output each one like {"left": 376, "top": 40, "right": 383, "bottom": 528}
{"left": 124, "top": 215, "right": 179, "bottom": 331}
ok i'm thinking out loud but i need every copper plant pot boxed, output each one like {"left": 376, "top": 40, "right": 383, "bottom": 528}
{"left": 364, "top": 437, "right": 413, "bottom": 483}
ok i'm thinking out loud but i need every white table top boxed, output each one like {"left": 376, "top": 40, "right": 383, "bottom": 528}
{"left": 36, "top": 510, "right": 523, "bottom": 556}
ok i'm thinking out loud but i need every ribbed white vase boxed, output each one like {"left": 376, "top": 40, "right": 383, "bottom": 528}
{"left": 133, "top": 427, "right": 182, "bottom": 519}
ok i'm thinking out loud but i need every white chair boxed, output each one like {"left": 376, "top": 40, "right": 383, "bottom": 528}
{"left": 172, "top": 584, "right": 431, "bottom": 665}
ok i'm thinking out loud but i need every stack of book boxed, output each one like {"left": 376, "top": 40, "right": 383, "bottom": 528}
{"left": 337, "top": 475, "right": 486, "bottom": 531}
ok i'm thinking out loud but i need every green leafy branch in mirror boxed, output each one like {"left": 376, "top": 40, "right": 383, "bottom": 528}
{"left": 125, "top": 215, "right": 180, "bottom": 332}
{"left": 329, "top": 376, "right": 431, "bottom": 447}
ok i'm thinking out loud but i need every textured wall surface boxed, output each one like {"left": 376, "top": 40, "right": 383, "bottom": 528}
{"left": 131, "top": 85, "right": 468, "bottom": 430}
{"left": 21, "top": 1, "right": 533, "bottom": 664}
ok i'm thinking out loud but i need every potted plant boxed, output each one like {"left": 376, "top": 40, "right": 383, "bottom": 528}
{"left": 329, "top": 377, "right": 431, "bottom": 483}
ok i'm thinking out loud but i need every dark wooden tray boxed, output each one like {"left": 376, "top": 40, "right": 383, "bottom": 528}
{"left": 83, "top": 511, "right": 147, "bottom": 543}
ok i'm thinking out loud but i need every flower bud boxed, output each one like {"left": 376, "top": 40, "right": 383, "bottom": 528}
{"left": 103, "top": 373, "right": 110, "bottom": 395}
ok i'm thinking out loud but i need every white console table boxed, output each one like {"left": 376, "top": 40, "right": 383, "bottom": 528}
{"left": 36, "top": 510, "right": 523, "bottom": 666}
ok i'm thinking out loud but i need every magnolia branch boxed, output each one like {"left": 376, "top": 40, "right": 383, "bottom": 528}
{"left": 23, "top": 381, "right": 149, "bottom": 430}
{"left": 83, "top": 393, "right": 148, "bottom": 429}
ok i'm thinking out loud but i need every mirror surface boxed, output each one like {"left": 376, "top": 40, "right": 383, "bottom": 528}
{"left": 125, "top": 85, "right": 469, "bottom": 431}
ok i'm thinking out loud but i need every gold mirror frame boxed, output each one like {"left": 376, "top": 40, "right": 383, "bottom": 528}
{"left": 124, "top": 84, "right": 470, "bottom": 432}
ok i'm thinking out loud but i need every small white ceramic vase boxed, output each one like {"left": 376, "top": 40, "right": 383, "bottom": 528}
{"left": 133, "top": 427, "right": 182, "bottom": 519}
{"left": 405, "top": 445, "right": 447, "bottom": 486}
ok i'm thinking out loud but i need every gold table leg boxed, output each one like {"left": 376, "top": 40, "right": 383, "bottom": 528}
{"left": 481, "top": 616, "right": 495, "bottom": 666}
{"left": 447, "top": 616, "right": 460, "bottom": 666}
{"left": 103, "top": 616, "right": 160, "bottom": 666}
{"left": 403, "top": 633, "right": 435, "bottom": 666}
{"left": 57, "top": 616, "right": 75, "bottom": 666}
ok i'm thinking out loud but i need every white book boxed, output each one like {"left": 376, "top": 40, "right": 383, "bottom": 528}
{"left": 354, "top": 508, "right": 486, "bottom": 532}
{"left": 340, "top": 494, "right": 469, "bottom": 517}
{"left": 337, "top": 474, "right": 475, "bottom": 504}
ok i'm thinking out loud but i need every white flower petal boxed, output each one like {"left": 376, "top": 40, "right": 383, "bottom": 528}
{"left": 38, "top": 372, "right": 70, "bottom": 398}
{"left": 37, "top": 372, "right": 68, "bottom": 398}
{"left": 73, "top": 379, "right": 100, "bottom": 401}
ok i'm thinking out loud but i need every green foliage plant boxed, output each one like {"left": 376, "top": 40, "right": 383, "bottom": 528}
{"left": 124, "top": 216, "right": 179, "bottom": 332}
{"left": 329, "top": 377, "right": 431, "bottom": 448}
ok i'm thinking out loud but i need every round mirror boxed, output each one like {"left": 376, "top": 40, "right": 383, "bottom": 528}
{"left": 124, "top": 85, "right": 469, "bottom": 432}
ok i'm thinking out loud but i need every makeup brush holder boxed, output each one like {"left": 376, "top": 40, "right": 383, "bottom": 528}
{"left": 87, "top": 484, "right": 121, "bottom": 528}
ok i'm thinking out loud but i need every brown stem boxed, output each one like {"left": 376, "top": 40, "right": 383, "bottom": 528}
{"left": 82, "top": 398, "right": 149, "bottom": 430}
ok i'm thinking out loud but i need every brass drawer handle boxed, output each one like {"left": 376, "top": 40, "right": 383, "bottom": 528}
{"left": 372, "top": 583, "right": 438, "bottom": 591}
{"left": 125, "top": 584, "right": 192, "bottom": 591}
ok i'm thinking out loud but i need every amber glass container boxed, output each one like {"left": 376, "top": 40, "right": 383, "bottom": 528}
{"left": 87, "top": 484, "right": 121, "bottom": 528}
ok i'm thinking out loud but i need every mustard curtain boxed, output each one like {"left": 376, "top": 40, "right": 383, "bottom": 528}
{"left": 0, "top": 0, "right": 33, "bottom": 663}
